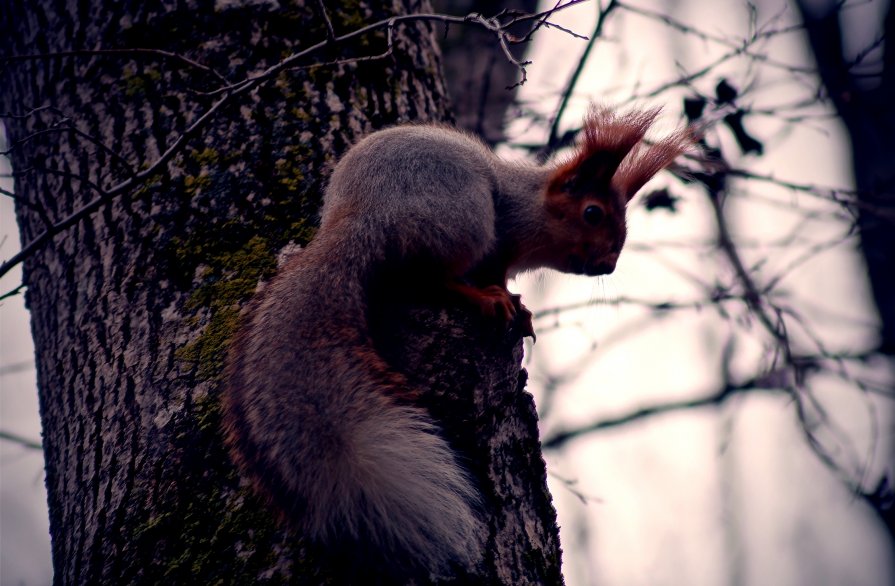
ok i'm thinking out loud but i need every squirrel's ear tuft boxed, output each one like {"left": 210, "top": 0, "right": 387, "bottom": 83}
{"left": 579, "top": 105, "right": 661, "bottom": 160}
{"left": 548, "top": 105, "right": 693, "bottom": 199}
{"left": 612, "top": 125, "right": 694, "bottom": 201}
{"left": 549, "top": 105, "right": 661, "bottom": 192}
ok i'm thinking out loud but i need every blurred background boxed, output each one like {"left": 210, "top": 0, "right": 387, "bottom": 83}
{"left": 2, "top": 0, "right": 893, "bottom": 584}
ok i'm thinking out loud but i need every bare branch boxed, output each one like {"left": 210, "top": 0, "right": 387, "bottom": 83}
{"left": 1, "top": 47, "right": 231, "bottom": 86}
{"left": 0, "top": 104, "right": 66, "bottom": 120}
{"left": 0, "top": 429, "right": 42, "bottom": 451}
{"left": 544, "top": 0, "right": 619, "bottom": 155}
{"left": 509, "top": 0, "right": 590, "bottom": 44}
{"left": 315, "top": 0, "right": 337, "bottom": 42}
{"left": 0, "top": 283, "right": 26, "bottom": 301}
{"left": 0, "top": 107, "right": 137, "bottom": 178}
{"left": 547, "top": 471, "right": 604, "bottom": 504}
{"left": 701, "top": 172, "right": 794, "bottom": 366}
{"left": 1, "top": 185, "right": 54, "bottom": 231}
{"left": 0, "top": 359, "right": 33, "bottom": 375}
{"left": 542, "top": 379, "right": 783, "bottom": 450}
{"left": 617, "top": 1, "right": 813, "bottom": 75}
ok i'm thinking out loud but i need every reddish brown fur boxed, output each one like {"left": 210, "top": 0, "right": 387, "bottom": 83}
{"left": 613, "top": 129, "right": 693, "bottom": 198}
{"left": 550, "top": 105, "right": 691, "bottom": 199}
{"left": 549, "top": 106, "right": 661, "bottom": 194}
{"left": 536, "top": 105, "right": 692, "bottom": 277}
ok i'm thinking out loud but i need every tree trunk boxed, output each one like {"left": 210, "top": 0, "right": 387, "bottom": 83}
{"left": 797, "top": 1, "right": 895, "bottom": 357}
{"left": 432, "top": 0, "right": 539, "bottom": 143}
{"left": 0, "top": 0, "right": 562, "bottom": 583}
{"left": 796, "top": 0, "right": 895, "bottom": 541}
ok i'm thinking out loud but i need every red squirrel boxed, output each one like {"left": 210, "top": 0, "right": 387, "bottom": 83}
{"left": 222, "top": 106, "right": 690, "bottom": 578}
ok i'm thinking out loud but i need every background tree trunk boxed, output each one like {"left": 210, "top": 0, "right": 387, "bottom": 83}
{"left": 0, "top": 0, "right": 562, "bottom": 583}
{"left": 796, "top": 0, "right": 895, "bottom": 539}
{"left": 797, "top": 0, "right": 895, "bottom": 357}
{"left": 432, "top": 0, "right": 538, "bottom": 143}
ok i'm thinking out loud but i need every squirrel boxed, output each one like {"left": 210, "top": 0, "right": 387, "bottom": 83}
{"left": 222, "top": 106, "right": 691, "bottom": 579}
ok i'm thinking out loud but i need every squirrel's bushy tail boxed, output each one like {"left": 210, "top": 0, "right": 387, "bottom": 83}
{"left": 320, "top": 399, "right": 483, "bottom": 570}
{"left": 223, "top": 235, "right": 482, "bottom": 575}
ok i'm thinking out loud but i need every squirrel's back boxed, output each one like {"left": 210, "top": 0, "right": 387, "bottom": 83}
{"left": 320, "top": 124, "right": 502, "bottom": 273}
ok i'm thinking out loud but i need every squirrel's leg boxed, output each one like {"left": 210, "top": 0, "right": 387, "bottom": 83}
{"left": 446, "top": 281, "right": 535, "bottom": 340}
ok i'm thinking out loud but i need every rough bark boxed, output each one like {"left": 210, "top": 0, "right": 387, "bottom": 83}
{"left": 0, "top": 0, "right": 562, "bottom": 583}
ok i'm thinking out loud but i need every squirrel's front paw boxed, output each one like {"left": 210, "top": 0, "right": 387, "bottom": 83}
{"left": 448, "top": 282, "right": 536, "bottom": 340}
{"left": 460, "top": 284, "right": 516, "bottom": 322}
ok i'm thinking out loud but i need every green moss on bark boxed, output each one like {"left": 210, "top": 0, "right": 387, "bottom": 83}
{"left": 130, "top": 392, "right": 291, "bottom": 585}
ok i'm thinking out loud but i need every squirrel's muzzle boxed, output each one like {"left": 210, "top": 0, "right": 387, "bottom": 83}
{"left": 568, "top": 253, "right": 618, "bottom": 276}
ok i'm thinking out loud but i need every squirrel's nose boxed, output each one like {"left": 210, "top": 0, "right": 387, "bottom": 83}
{"left": 585, "top": 253, "right": 618, "bottom": 275}
{"left": 585, "top": 262, "right": 614, "bottom": 276}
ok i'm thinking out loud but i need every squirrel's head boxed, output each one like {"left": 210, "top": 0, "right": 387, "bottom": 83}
{"left": 542, "top": 106, "right": 691, "bottom": 276}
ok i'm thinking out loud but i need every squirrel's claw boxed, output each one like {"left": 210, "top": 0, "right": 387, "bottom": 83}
{"left": 448, "top": 281, "right": 537, "bottom": 341}
{"left": 509, "top": 294, "right": 536, "bottom": 342}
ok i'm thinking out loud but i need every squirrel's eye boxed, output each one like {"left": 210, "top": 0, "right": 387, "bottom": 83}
{"left": 583, "top": 205, "right": 604, "bottom": 226}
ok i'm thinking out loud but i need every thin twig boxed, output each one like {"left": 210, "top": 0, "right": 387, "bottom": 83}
{"left": 1, "top": 121, "right": 134, "bottom": 177}
{"left": 511, "top": 0, "right": 590, "bottom": 44}
{"left": 0, "top": 429, "right": 42, "bottom": 450}
{"left": 707, "top": 183, "right": 793, "bottom": 363}
{"left": 315, "top": 0, "right": 336, "bottom": 42}
{"left": 542, "top": 380, "right": 782, "bottom": 449}
{"left": 0, "top": 104, "right": 65, "bottom": 120}
{"left": 1, "top": 48, "right": 231, "bottom": 85}
{"left": 0, "top": 283, "right": 27, "bottom": 301}
{"left": 544, "top": 0, "right": 619, "bottom": 155}
{"left": 616, "top": 1, "right": 812, "bottom": 75}
{"left": 1, "top": 186, "right": 55, "bottom": 230}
